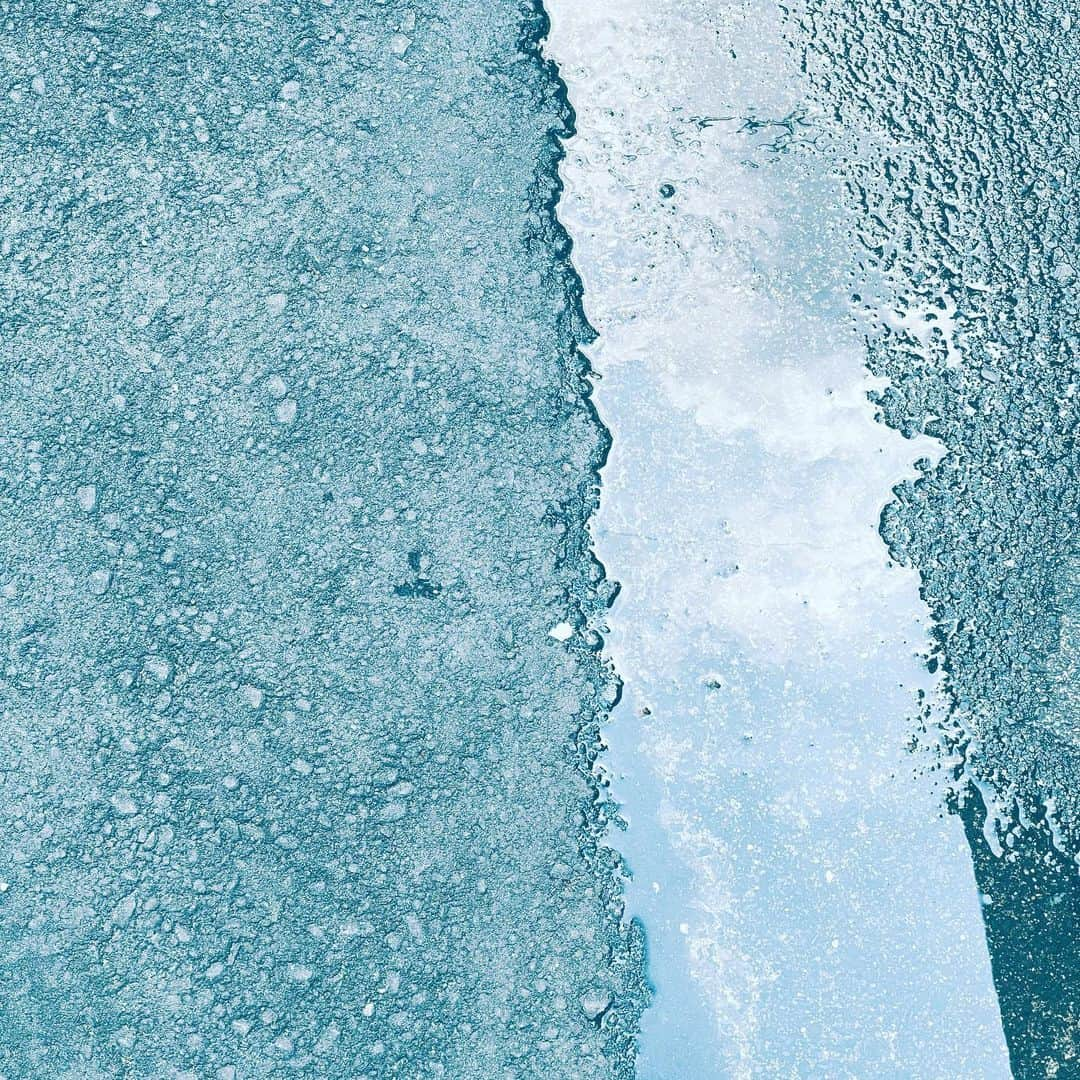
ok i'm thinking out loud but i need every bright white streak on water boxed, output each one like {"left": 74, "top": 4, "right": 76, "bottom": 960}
{"left": 546, "top": 2, "right": 1011, "bottom": 1076}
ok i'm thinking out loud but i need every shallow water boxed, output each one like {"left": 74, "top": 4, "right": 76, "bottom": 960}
{"left": 548, "top": 1, "right": 1012, "bottom": 1075}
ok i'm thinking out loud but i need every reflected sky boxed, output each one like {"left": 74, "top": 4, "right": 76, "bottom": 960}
{"left": 548, "top": 1, "right": 1011, "bottom": 1074}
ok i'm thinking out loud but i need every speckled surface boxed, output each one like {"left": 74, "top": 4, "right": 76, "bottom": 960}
{"left": 0, "top": 3, "right": 645, "bottom": 1076}
{"left": 6, "top": 0, "right": 1080, "bottom": 1075}
{"left": 794, "top": 1, "right": 1080, "bottom": 1072}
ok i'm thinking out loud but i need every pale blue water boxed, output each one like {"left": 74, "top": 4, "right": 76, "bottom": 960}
{"left": 548, "top": 2, "right": 1011, "bottom": 1075}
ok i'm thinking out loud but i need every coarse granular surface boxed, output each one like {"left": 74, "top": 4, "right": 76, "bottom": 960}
{"left": 0, "top": 3, "right": 646, "bottom": 1077}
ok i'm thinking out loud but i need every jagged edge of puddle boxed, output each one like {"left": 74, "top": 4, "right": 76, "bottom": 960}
{"left": 775, "top": 0, "right": 1075, "bottom": 875}
{"left": 522, "top": 2, "right": 650, "bottom": 1069}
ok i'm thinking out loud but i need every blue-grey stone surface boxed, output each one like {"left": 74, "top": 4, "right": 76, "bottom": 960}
{"left": 0, "top": 3, "right": 645, "bottom": 1076}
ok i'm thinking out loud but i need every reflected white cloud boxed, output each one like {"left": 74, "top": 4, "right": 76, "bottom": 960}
{"left": 548, "top": 1, "right": 1010, "bottom": 1075}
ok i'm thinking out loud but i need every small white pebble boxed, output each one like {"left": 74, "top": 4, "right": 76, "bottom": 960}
{"left": 548, "top": 622, "right": 574, "bottom": 642}
{"left": 580, "top": 989, "right": 611, "bottom": 1021}
{"left": 275, "top": 398, "right": 297, "bottom": 425}
{"left": 76, "top": 484, "right": 97, "bottom": 511}
{"left": 240, "top": 685, "right": 264, "bottom": 710}
{"left": 143, "top": 656, "right": 173, "bottom": 683}
{"left": 31, "top": 75, "right": 45, "bottom": 95}
{"left": 267, "top": 375, "right": 288, "bottom": 399}
{"left": 280, "top": 80, "right": 301, "bottom": 101}
{"left": 265, "top": 292, "right": 287, "bottom": 315}
{"left": 143, "top": 1, "right": 161, "bottom": 15}
{"left": 87, "top": 568, "right": 112, "bottom": 595}
{"left": 110, "top": 894, "right": 137, "bottom": 927}
{"left": 314, "top": 1022, "right": 341, "bottom": 1052}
